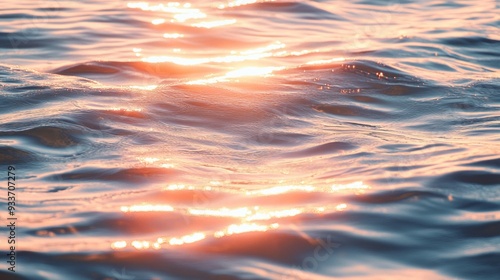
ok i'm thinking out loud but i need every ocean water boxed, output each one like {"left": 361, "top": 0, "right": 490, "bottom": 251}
{"left": 0, "top": 0, "right": 499, "bottom": 279}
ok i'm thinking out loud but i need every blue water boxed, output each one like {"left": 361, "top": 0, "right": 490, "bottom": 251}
{"left": 0, "top": 0, "right": 499, "bottom": 279}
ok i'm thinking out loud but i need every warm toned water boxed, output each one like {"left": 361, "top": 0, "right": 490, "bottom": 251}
{"left": 1, "top": 0, "right": 499, "bottom": 279}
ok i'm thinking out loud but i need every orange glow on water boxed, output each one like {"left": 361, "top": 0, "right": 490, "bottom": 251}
{"left": 239, "top": 41, "right": 285, "bottom": 55}
{"left": 111, "top": 222, "right": 280, "bottom": 250}
{"left": 245, "top": 208, "right": 303, "bottom": 221}
{"left": 246, "top": 185, "right": 315, "bottom": 196}
{"left": 7, "top": 0, "right": 499, "bottom": 278}
{"left": 165, "top": 184, "right": 196, "bottom": 190}
{"left": 129, "top": 84, "right": 158, "bottom": 90}
{"left": 163, "top": 33, "right": 184, "bottom": 39}
{"left": 120, "top": 204, "right": 174, "bottom": 212}
{"left": 140, "top": 157, "right": 159, "bottom": 164}
{"left": 187, "top": 66, "right": 284, "bottom": 84}
{"left": 127, "top": 2, "right": 206, "bottom": 22}
{"left": 109, "top": 107, "right": 143, "bottom": 112}
{"left": 218, "top": 0, "right": 276, "bottom": 9}
{"left": 131, "top": 240, "right": 151, "bottom": 249}
{"left": 111, "top": 241, "right": 127, "bottom": 249}
{"left": 214, "top": 223, "right": 279, "bottom": 238}
{"left": 151, "top": 18, "right": 166, "bottom": 25}
{"left": 305, "top": 57, "right": 346, "bottom": 65}
{"left": 225, "top": 66, "right": 284, "bottom": 77}
{"left": 192, "top": 19, "right": 236, "bottom": 28}
{"left": 111, "top": 182, "right": 365, "bottom": 250}
{"left": 169, "top": 232, "right": 206, "bottom": 245}
{"left": 244, "top": 181, "right": 370, "bottom": 196}
{"left": 331, "top": 181, "right": 370, "bottom": 194}
{"left": 142, "top": 41, "right": 285, "bottom": 64}
{"left": 336, "top": 203, "right": 348, "bottom": 211}
{"left": 188, "top": 207, "right": 253, "bottom": 218}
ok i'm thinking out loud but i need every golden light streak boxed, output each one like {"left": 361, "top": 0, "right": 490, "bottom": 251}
{"left": 214, "top": 223, "right": 279, "bottom": 238}
{"left": 225, "top": 66, "right": 283, "bottom": 77}
{"left": 186, "top": 204, "right": 348, "bottom": 221}
{"left": 169, "top": 232, "right": 206, "bottom": 245}
{"left": 120, "top": 204, "right": 174, "bottom": 212}
{"left": 131, "top": 240, "right": 150, "bottom": 249}
{"left": 111, "top": 223, "right": 279, "bottom": 250}
{"left": 142, "top": 42, "right": 285, "bottom": 65}
{"left": 151, "top": 18, "right": 166, "bottom": 25}
{"left": 111, "top": 241, "right": 127, "bottom": 249}
{"left": 245, "top": 208, "right": 303, "bottom": 221}
{"left": 140, "top": 157, "right": 159, "bottom": 164}
{"left": 163, "top": 33, "right": 184, "bottom": 39}
{"left": 109, "top": 107, "right": 143, "bottom": 112}
{"left": 240, "top": 41, "right": 285, "bottom": 55}
{"left": 336, "top": 203, "right": 347, "bottom": 211}
{"left": 290, "top": 49, "right": 316, "bottom": 56}
{"left": 132, "top": 47, "right": 142, "bottom": 57}
{"left": 315, "top": 207, "right": 326, "bottom": 213}
{"left": 331, "top": 181, "right": 370, "bottom": 194}
{"left": 218, "top": 0, "right": 276, "bottom": 9}
{"left": 174, "top": 13, "right": 205, "bottom": 22}
{"left": 187, "top": 66, "right": 284, "bottom": 85}
{"left": 191, "top": 19, "right": 236, "bottom": 28}
{"left": 129, "top": 85, "right": 158, "bottom": 90}
{"left": 165, "top": 184, "right": 195, "bottom": 190}
{"left": 127, "top": 2, "right": 206, "bottom": 22}
{"left": 188, "top": 207, "right": 252, "bottom": 218}
{"left": 246, "top": 185, "right": 315, "bottom": 196}
{"left": 110, "top": 179, "right": 365, "bottom": 251}
{"left": 305, "top": 57, "right": 346, "bottom": 65}
{"left": 137, "top": 157, "right": 175, "bottom": 168}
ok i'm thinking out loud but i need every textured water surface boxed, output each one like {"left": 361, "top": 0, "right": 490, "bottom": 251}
{"left": 0, "top": 0, "right": 499, "bottom": 279}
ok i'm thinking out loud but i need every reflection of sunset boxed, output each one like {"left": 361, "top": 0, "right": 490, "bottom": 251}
{"left": 131, "top": 240, "right": 153, "bottom": 249}
{"left": 305, "top": 57, "right": 346, "bottom": 65}
{"left": 188, "top": 207, "right": 253, "bottom": 218}
{"left": 218, "top": 0, "right": 275, "bottom": 9}
{"left": 222, "top": 66, "right": 283, "bottom": 77}
{"left": 336, "top": 203, "right": 347, "bottom": 211}
{"left": 161, "top": 181, "right": 370, "bottom": 194}
{"left": 245, "top": 208, "right": 303, "bottom": 221}
{"left": 112, "top": 222, "right": 278, "bottom": 250}
{"left": 246, "top": 181, "right": 370, "bottom": 196}
{"left": 113, "top": 180, "right": 360, "bottom": 250}
{"left": 331, "top": 181, "right": 370, "bottom": 194}
{"left": 6, "top": 0, "right": 498, "bottom": 278}
{"left": 127, "top": 2, "right": 206, "bottom": 22}
{"left": 246, "top": 185, "right": 315, "bottom": 196}
{"left": 111, "top": 241, "right": 127, "bottom": 249}
{"left": 151, "top": 18, "right": 166, "bottom": 25}
{"left": 140, "top": 157, "right": 159, "bottom": 164}
{"left": 169, "top": 232, "right": 206, "bottom": 245}
{"left": 214, "top": 223, "right": 279, "bottom": 238}
{"left": 186, "top": 204, "right": 348, "bottom": 221}
{"left": 109, "top": 107, "right": 143, "bottom": 112}
{"left": 192, "top": 19, "right": 236, "bottom": 28}
{"left": 129, "top": 84, "right": 158, "bottom": 90}
{"left": 165, "top": 183, "right": 196, "bottom": 190}
{"left": 142, "top": 41, "right": 285, "bottom": 65}
{"left": 163, "top": 33, "right": 184, "bottom": 39}
{"left": 187, "top": 66, "right": 284, "bottom": 84}
{"left": 120, "top": 204, "right": 174, "bottom": 212}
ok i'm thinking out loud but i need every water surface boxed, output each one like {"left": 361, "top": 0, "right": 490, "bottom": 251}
{"left": 0, "top": 0, "right": 499, "bottom": 279}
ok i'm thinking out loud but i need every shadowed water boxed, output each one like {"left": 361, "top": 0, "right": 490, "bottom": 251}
{"left": 0, "top": 0, "right": 499, "bottom": 279}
